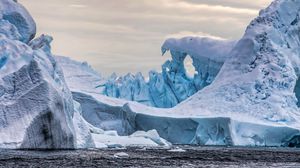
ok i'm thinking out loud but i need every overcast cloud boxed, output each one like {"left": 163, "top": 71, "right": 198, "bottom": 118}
{"left": 19, "top": 0, "right": 272, "bottom": 76}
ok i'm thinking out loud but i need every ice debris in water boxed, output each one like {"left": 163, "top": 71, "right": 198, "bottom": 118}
{"left": 114, "top": 152, "right": 129, "bottom": 158}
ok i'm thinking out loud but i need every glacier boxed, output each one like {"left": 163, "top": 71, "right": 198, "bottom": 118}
{"left": 0, "top": 0, "right": 300, "bottom": 149}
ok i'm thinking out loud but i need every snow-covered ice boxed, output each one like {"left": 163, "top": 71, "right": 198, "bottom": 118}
{"left": 0, "top": 0, "right": 36, "bottom": 43}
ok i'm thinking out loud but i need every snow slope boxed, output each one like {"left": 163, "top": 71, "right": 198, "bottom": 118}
{"left": 174, "top": 0, "right": 300, "bottom": 122}
{"left": 56, "top": 56, "right": 105, "bottom": 95}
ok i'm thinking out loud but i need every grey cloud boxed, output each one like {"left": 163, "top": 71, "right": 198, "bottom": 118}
{"left": 18, "top": 0, "right": 272, "bottom": 75}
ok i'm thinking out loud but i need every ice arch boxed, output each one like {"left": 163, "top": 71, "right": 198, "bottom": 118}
{"left": 102, "top": 37, "right": 236, "bottom": 108}
{"left": 161, "top": 37, "right": 236, "bottom": 90}
{"left": 184, "top": 55, "right": 196, "bottom": 78}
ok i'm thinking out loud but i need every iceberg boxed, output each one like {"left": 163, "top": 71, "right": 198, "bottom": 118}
{"left": 60, "top": 0, "right": 300, "bottom": 147}
{"left": 1, "top": 0, "right": 300, "bottom": 149}
{"left": 0, "top": 0, "right": 169, "bottom": 149}
{"left": 0, "top": 1, "right": 79, "bottom": 148}
{"left": 121, "top": 0, "right": 300, "bottom": 146}
{"left": 0, "top": 35, "right": 76, "bottom": 148}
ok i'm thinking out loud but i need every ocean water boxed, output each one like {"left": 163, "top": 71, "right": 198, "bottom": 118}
{"left": 0, "top": 146, "right": 299, "bottom": 168}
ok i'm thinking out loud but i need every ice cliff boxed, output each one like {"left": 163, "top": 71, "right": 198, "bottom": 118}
{"left": 0, "top": 1, "right": 77, "bottom": 148}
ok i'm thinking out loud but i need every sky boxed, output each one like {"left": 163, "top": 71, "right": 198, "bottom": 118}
{"left": 19, "top": 0, "right": 272, "bottom": 76}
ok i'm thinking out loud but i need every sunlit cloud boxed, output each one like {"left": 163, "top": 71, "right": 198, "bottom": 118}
{"left": 69, "top": 4, "right": 87, "bottom": 8}
{"left": 162, "top": 0, "right": 259, "bottom": 15}
{"left": 182, "top": 0, "right": 272, "bottom": 9}
{"left": 166, "top": 31, "right": 227, "bottom": 40}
